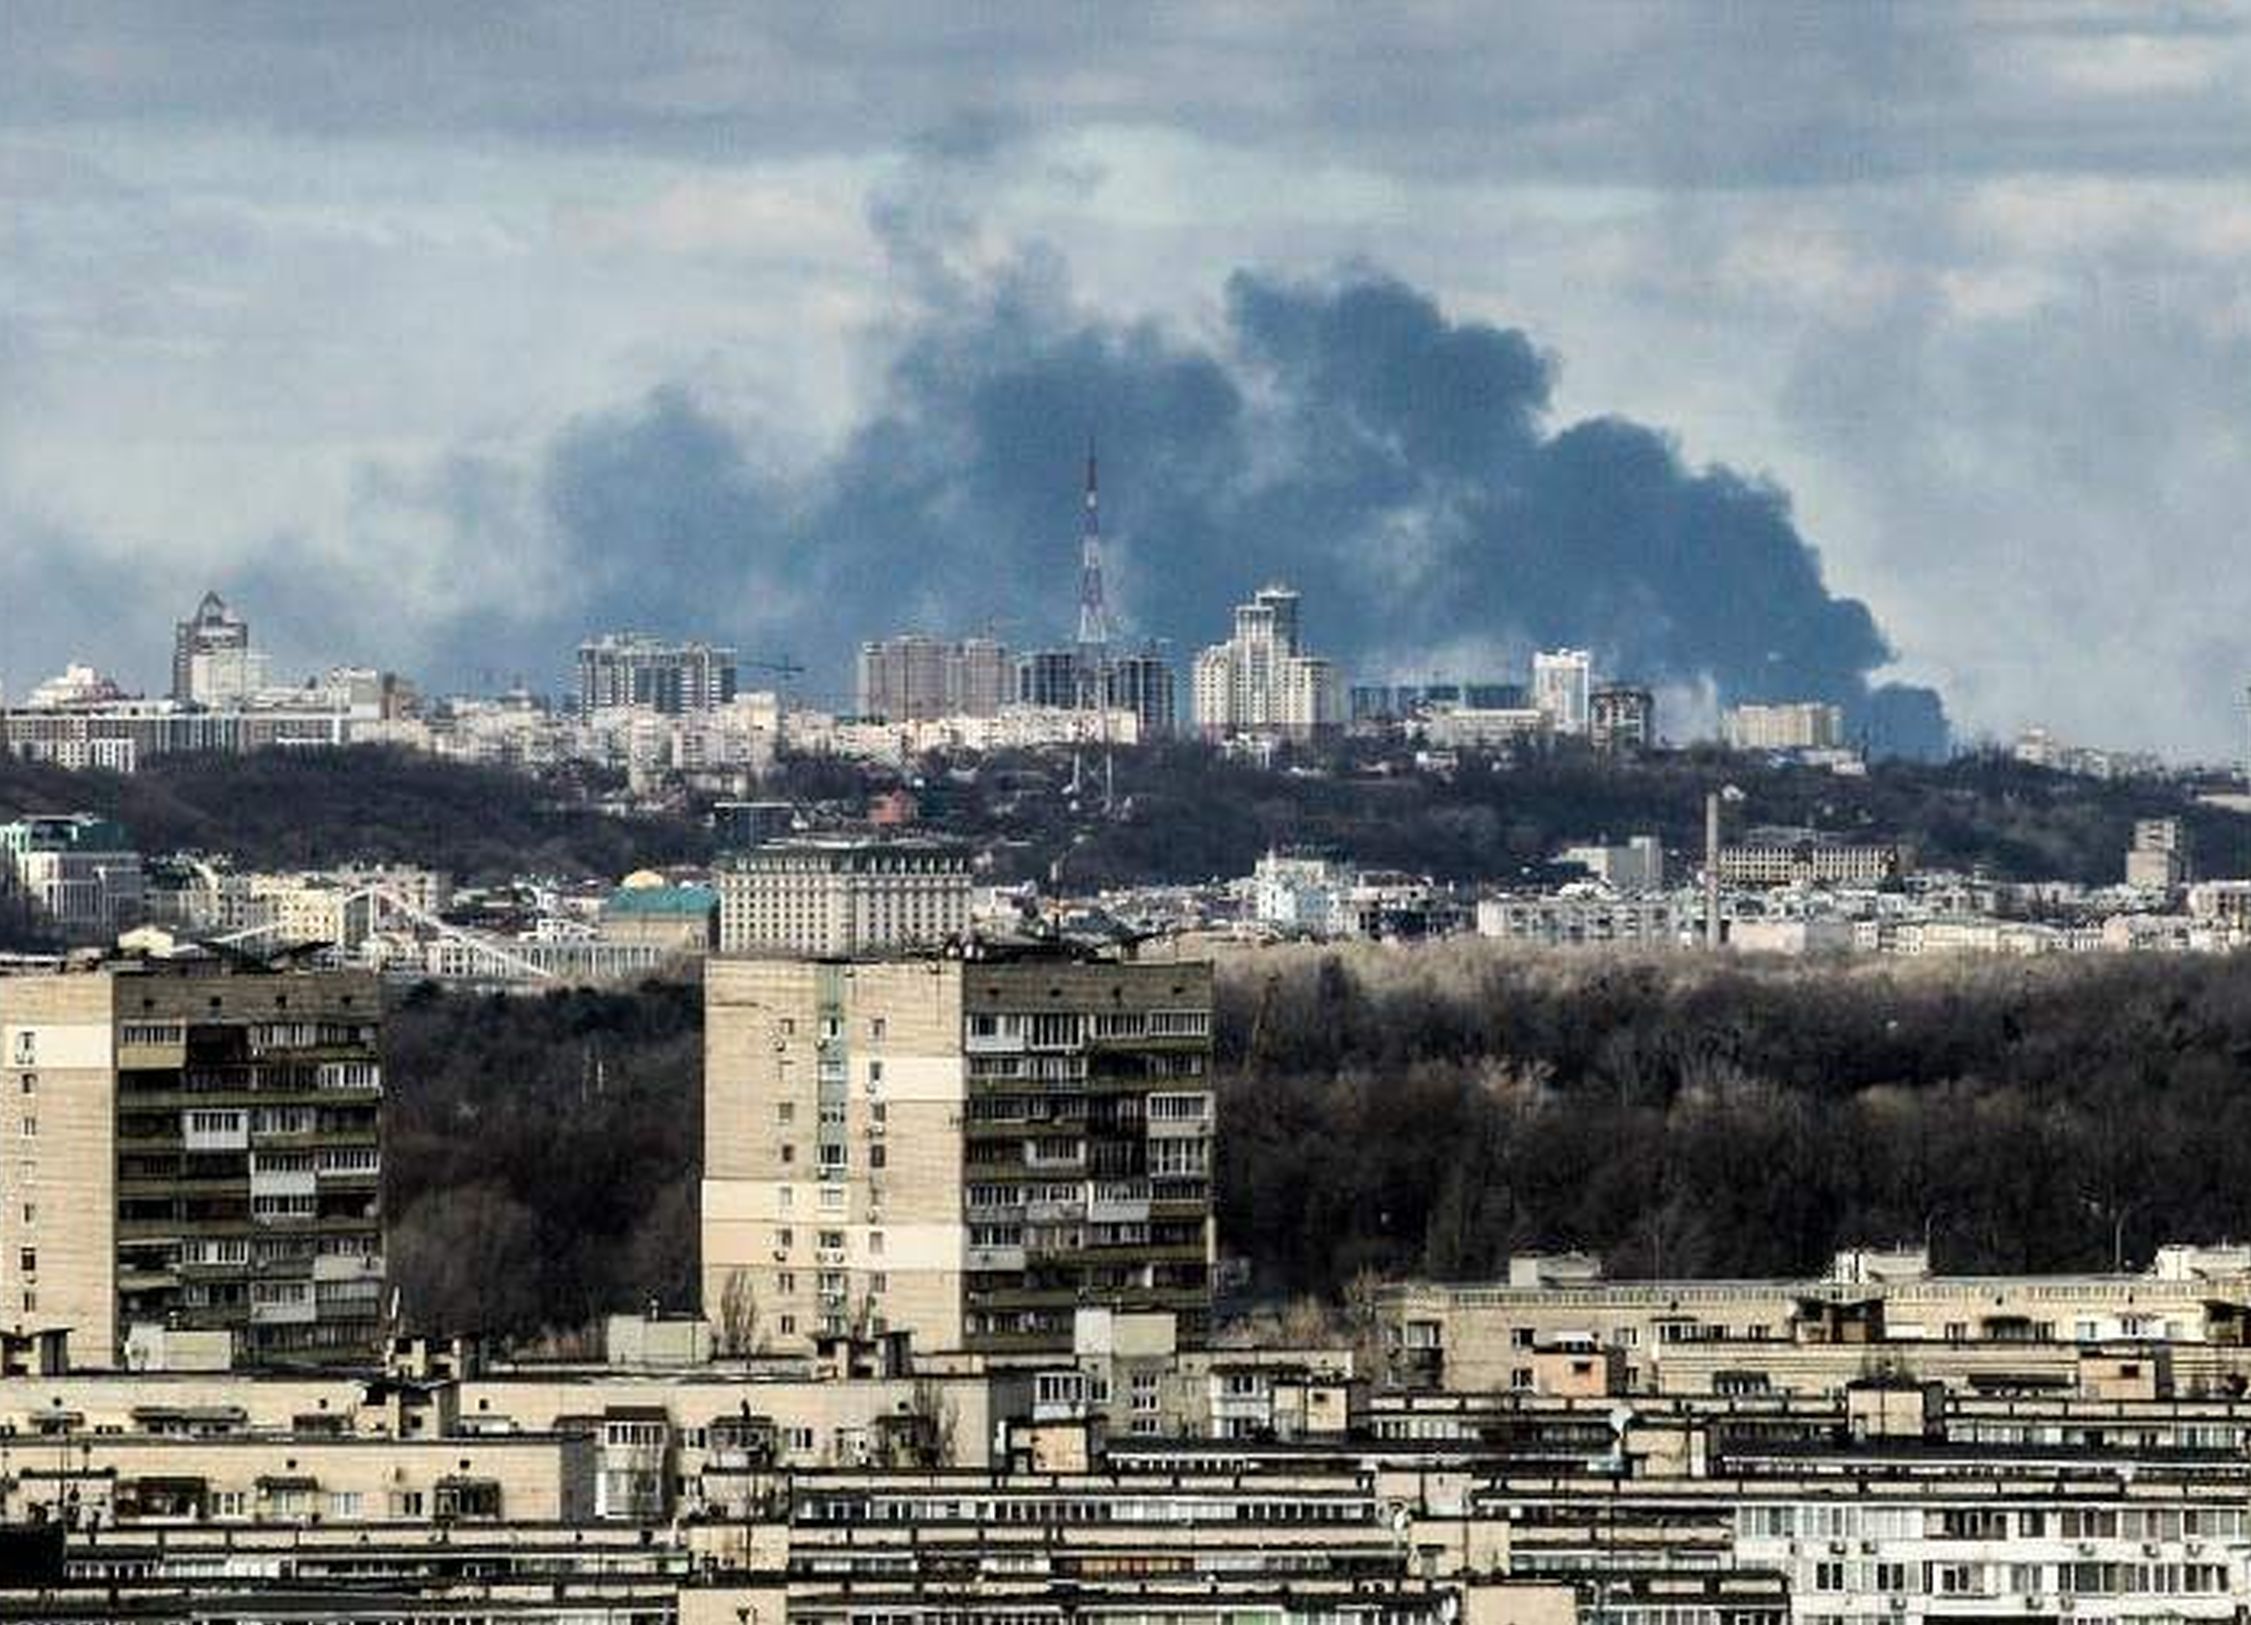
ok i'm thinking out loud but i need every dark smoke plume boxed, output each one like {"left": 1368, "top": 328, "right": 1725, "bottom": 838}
{"left": 527, "top": 262, "right": 1945, "bottom": 754}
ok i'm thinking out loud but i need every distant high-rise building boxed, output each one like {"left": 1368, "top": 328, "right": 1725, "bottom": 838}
{"left": 950, "top": 637, "right": 1012, "bottom": 717}
{"left": 576, "top": 633, "right": 738, "bottom": 716}
{"left": 1352, "top": 681, "right": 1526, "bottom": 724}
{"left": 2127, "top": 818, "right": 2188, "bottom": 891}
{"left": 856, "top": 635, "right": 951, "bottom": 722}
{"left": 1106, "top": 649, "right": 1176, "bottom": 742}
{"left": 857, "top": 636, "right": 1013, "bottom": 722}
{"left": 171, "top": 592, "right": 259, "bottom": 708}
{"left": 1724, "top": 701, "right": 1845, "bottom": 753}
{"left": 1016, "top": 648, "right": 1082, "bottom": 710}
{"left": 0, "top": 956, "right": 385, "bottom": 1368}
{"left": 1531, "top": 650, "right": 1593, "bottom": 737}
{"left": 1191, "top": 584, "right": 1343, "bottom": 739}
{"left": 1590, "top": 685, "right": 1656, "bottom": 754}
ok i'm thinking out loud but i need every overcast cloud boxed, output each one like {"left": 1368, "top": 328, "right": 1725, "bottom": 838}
{"left": 1, "top": 4, "right": 2247, "bottom": 753}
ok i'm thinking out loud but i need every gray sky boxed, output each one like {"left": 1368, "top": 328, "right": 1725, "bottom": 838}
{"left": 1, "top": 4, "right": 2247, "bottom": 753}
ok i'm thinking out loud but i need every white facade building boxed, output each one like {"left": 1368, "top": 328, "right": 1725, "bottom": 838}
{"left": 0, "top": 814, "right": 144, "bottom": 938}
{"left": 1725, "top": 700, "right": 1846, "bottom": 752}
{"left": 1530, "top": 650, "right": 1592, "bottom": 736}
{"left": 716, "top": 842, "right": 973, "bottom": 957}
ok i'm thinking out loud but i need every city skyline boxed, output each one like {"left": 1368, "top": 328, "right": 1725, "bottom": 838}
{"left": 3, "top": 12, "right": 2249, "bottom": 753}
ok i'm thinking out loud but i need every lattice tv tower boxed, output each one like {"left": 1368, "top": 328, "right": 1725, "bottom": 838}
{"left": 1073, "top": 439, "right": 1116, "bottom": 808}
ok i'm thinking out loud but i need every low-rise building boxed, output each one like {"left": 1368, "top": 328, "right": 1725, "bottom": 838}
{"left": 0, "top": 814, "right": 143, "bottom": 939}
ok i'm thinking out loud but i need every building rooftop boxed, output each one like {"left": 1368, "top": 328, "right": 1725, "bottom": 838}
{"left": 601, "top": 885, "right": 716, "bottom": 918}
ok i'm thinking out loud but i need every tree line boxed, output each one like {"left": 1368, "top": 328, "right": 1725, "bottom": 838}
{"left": 380, "top": 943, "right": 2251, "bottom": 1343}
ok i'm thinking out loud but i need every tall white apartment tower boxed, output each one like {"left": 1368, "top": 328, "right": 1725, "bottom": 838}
{"left": 1191, "top": 584, "right": 1341, "bottom": 739}
{"left": 1531, "top": 650, "right": 1593, "bottom": 737}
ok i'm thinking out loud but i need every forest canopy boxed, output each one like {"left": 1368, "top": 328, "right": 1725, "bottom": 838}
{"left": 380, "top": 944, "right": 2251, "bottom": 1341}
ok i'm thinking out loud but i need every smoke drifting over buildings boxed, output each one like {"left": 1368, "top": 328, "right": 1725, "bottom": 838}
{"left": 522, "top": 261, "right": 1945, "bottom": 755}
{"left": 7, "top": 253, "right": 1946, "bottom": 757}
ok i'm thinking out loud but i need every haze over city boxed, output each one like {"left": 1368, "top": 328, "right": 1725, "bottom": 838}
{"left": 4, "top": 7, "right": 2250, "bottom": 753}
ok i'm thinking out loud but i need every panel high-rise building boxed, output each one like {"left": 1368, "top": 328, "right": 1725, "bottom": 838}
{"left": 1590, "top": 684, "right": 1656, "bottom": 754}
{"left": 576, "top": 633, "right": 738, "bottom": 716}
{"left": 0, "top": 956, "right": 385, "bottom": 1368}
{"left": 1190, "top": 584, "right": 1343, "bottom": 739}
{"left": 702, "top": 949, "right": 1214, "bottom": 1356}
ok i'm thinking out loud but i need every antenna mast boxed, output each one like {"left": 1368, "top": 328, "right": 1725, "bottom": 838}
{"left": 1076, "top": 439, "right": 1116, "bottom": 809}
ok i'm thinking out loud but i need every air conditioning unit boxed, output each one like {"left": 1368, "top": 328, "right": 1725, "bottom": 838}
{"left": 1861, "top": 1540, "right": 1879, "bottom": 1554}
{"left": 2142, "top": 1542, "right": 2161, "bottom": 1557}
{"left": 2186, "top": 1541, "right": 2205, "bottom": 1555}
{"left": 2022, "top": 1596, "right": 2045, "bottom": 1611}
{"left": 2075, "top": 1542, "right": 2096, "bottom": 1557}
{"left": 1830, "top": 1540, "right": 1850, "bottom": 1555}
{"left": 1888, "top": 1596, "right": 1909, "bottom": 1612}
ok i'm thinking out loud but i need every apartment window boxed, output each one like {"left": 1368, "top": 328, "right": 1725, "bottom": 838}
{"left": 779, "top": 1143, "right": 796, "bottom": 1164}
{"left": 773, "top": 1227, "right": 793, "bottom": 1252}
{"left": 19, "top": 1203, "right": 31, "bottom": 1226}
{"left": 776, "top": 1186, "right": 794, "bottom": 1212}
{"left": 779, "top": 1314, "right": 797, "bottom": 1336}
{"left": 777, "top": 1271, "right": 796, "bottom": 1293}
{"left": 868, "top": 1272, "right": 887, "bottom": 1295}
{"left": 19, "top": 1291, "right": 31, "bottom": 1313}
{"left": 870, "top": 1101, "right": 887, "bottom": 1125}
{"left": 870, "top": 1018, "right": 887, "bottom": 1042}
{"left": 869, "top": 1144, "right": 887, "bottom": 1170}
{"left": 776, "top": 1102, "right": 795, "bottom": 1125}
{"left": 868, "top": 1230, "right": 885, "bottom": 1256}
{"left": 17, "top": 1249, "right": 33, "bottom": 1275}
{"left": 16, "top": 1074, "right": 31, "bottom": 1095}
{"left": 17, "top": 1117, "right": 32, "bottom": 1139}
